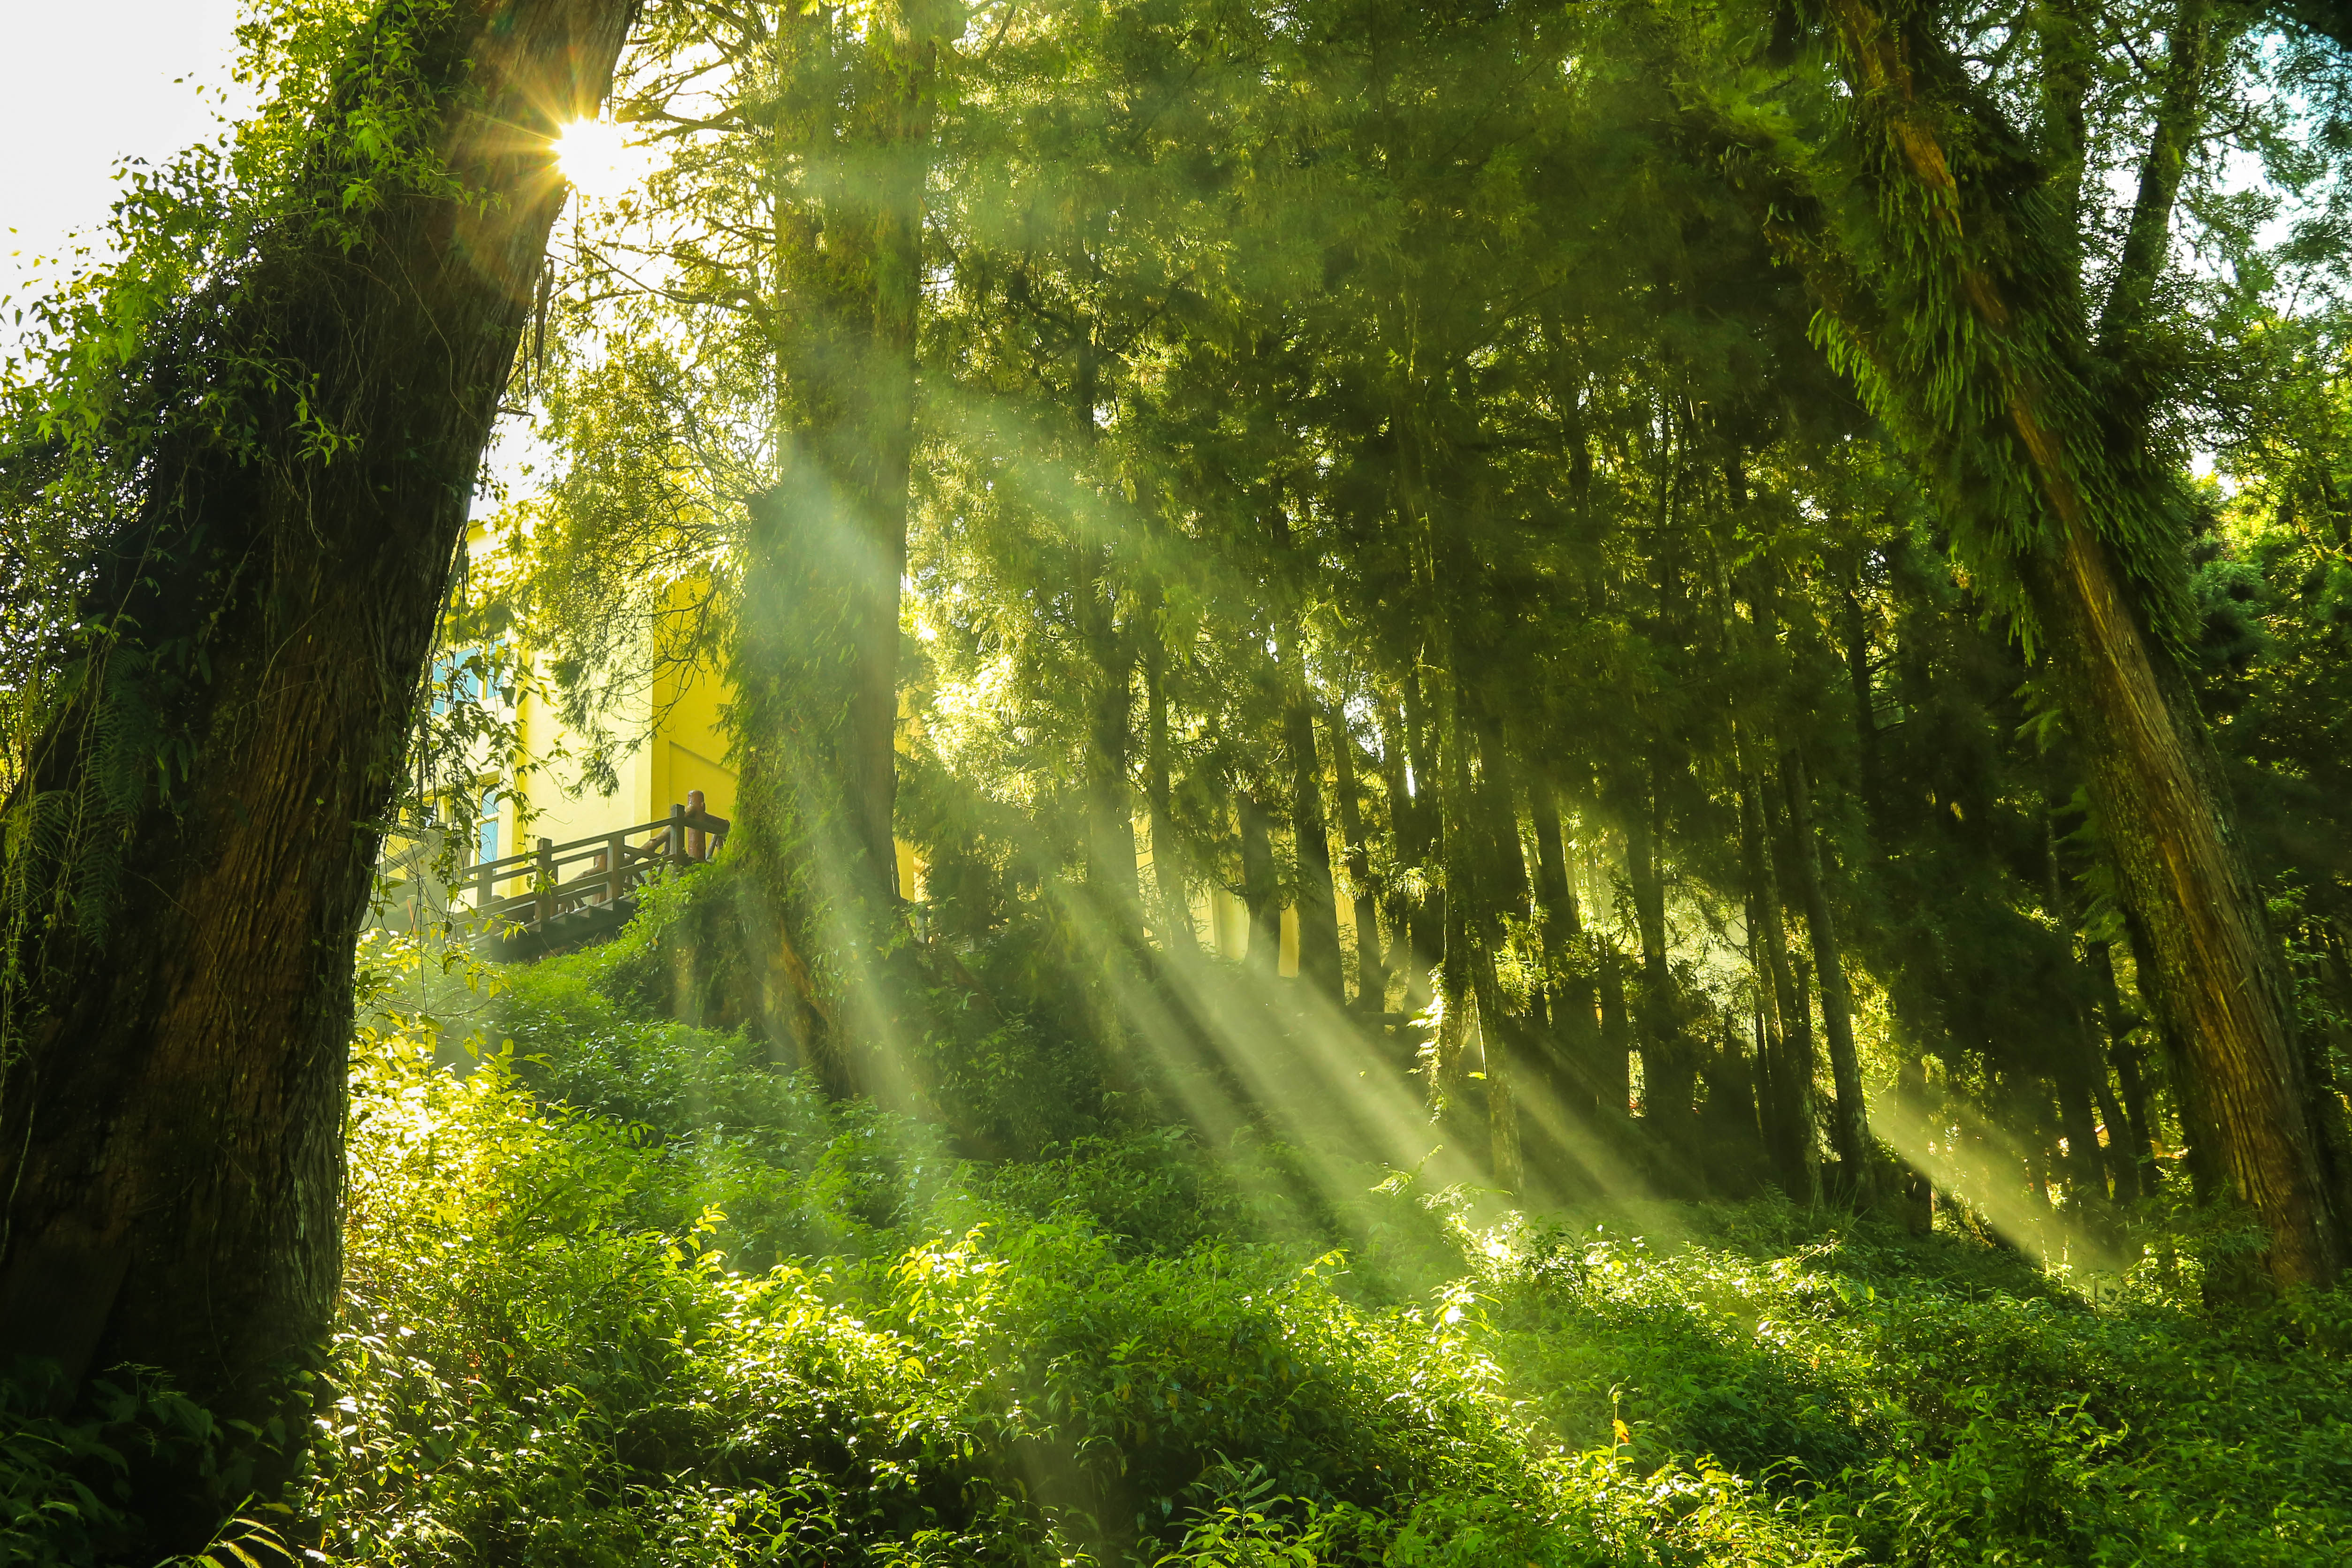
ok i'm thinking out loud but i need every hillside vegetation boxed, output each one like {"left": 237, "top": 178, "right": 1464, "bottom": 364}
{"left": 20, "top": 897, "right": 2346, "bottom": 1567}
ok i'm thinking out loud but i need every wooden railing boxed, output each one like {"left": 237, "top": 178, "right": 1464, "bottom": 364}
{"left": 471, "top": 792, "right": 730, "bottom": 942}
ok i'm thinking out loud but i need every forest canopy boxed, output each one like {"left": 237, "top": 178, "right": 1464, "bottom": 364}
{"left": 7, "top": 0, "right": 2352, "bottom": 1562}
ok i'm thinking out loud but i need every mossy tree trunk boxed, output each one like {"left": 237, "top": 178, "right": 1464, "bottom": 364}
{"left": 0, "top": 0, "right": 633, "bottom": 1534}
{"left": 1663, "top": 0, "right": 2343, "bottom": 1283}
{"left": 730, "top": 1, "right": 949, "bottom": 1085}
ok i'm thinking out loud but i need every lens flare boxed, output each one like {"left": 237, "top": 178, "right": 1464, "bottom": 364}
{"left": 553, "top": 119, "right": 650, "bottom": 201}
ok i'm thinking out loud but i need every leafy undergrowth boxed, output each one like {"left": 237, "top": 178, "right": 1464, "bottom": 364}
{"left": 281, "top": 938, "right": 2352, "bottom": 1567}
{"left": 13, "top": 925, "right": 2350, "bottom": 1565}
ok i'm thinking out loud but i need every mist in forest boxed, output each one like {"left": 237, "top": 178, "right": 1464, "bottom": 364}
{"left": 4, "top": 2, "right": 2352, "bottom": 1562}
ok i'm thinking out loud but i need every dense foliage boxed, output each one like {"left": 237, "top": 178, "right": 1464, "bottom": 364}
{"left": 28, "top": 918, "right": 2352, "bottom": 1563}
{"left": 11, "top": 0, "right": 2352, "bottom": 1560}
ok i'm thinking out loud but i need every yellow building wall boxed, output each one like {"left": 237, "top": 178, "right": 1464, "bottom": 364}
{"left": 650, "top": 660, "right": 738, "bottom": 828}
{"left": 494, "top": 653, "right": 736, "bottom": 865}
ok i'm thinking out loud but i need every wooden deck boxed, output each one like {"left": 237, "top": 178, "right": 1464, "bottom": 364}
{"left": 379, "top": 797, "right": 732, "bottom": 961}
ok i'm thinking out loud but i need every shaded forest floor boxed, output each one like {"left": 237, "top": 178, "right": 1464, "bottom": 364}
{"left": 15, "top": 906, "right": 2352, "bottom": 1567}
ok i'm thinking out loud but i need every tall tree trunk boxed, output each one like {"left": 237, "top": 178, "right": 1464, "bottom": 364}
{"left": 1239, "top": 791, "right": 1280, "bottom": 975}
{"left": 1469, "top": 719, "right": 1530, "bottom": 1187}
{"left": 1079, "top": 542, "right": 1139, "bottom": 937}
{"left": 1332, "top": 710, "right": 1386, "bottom": 1008}
{"left": 2096, "top": 0, "right": 2223, "bottom": 368}
{"left": 1620, "top": 764, "right": 1671, "bottom": 1072}
{"left": 2021, "top": 532, "right": 2337, "bottom": 1279}
{"left": 1432, "top": 684, "right": 1478, "bottom": 1140}
{"left": 0, "top": 0, "right": 633, "bottom": 1538}
{"left": 733, "top": 0, "right": 946, "bottom": 1081}
{"left": 1839, "top": 573, "right": 1886, "bottom": 848}
{"left": 2078, "top": 940, "right": 2144, "bottom": 1203}
{"left": 1280, "top": 622, "right": 1341, "bottom": 995}
{"left": 1143, "top": 608, "right": 1195, "bottom": 953}
{"left": 1785, "top": 949, "right": 1823, "bottom": 1203}
{"left": 1696, "top": 0, "right": 2341, "bottom": 1285}
{"left": 1072, "top": 329, "right": 1139, "bottom": 938}
{"left": 1782, "top": 743, "right": 1873, "bottom": 1202}
{"left": 1473, "top": 936, "right": 1524, "bottom": 1191}
{"left": 1739, "top": 740, "right": 1819, "bottom": 1203}
{"left": 1375, "top": 697, "right": 1424, "bottom": 1007}
{"left": 1531, "top": 770, "right": 1599, "bottom": 1118}
{"left": 1597, "top": 937, "right": 1633, "bottom": 1120}
{"left": 2040, "top": 809, "right": 2117, "bottom": 1208}
{"left": 1590, "top": 835, "right": 1633, "bottom": 1118}
{"left": 1401, "top": 671, "right": 1447, "bottom": 1003}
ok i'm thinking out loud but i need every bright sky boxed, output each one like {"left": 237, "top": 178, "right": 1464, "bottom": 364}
{"left": 0, "top": 0, "right": 556, "bottom": 506}
{"left": 0, "top": 0, "right": 243, "bottom": 316}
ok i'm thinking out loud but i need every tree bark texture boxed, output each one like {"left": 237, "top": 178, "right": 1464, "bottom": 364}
{"left": 2019, "top": 528, "right": 2339, "bottom": 1280}
{"left": 0, "top": 0, "right": 632, "bottom": 1492}
{"left": 732, "top": 0, "right": 947, "bottom": 1077}
{"left": 1681, "top": 0, "right": 2344, "bottom": 1283}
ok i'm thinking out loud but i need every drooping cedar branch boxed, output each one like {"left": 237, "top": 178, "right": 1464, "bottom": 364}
{"left": 1657, "top": 0, "right": 2341, "bottom": 1284}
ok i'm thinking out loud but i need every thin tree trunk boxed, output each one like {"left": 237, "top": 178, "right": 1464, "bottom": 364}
{"left": 1071, "top": 327, "right": 1139, "bottom": 937}
{"left": 1783, "top": 743, "right": 1873, "bottom": 1201}
{"left": 1280, "top": 622, "right": 1341, "bottom": 995}
{"left": 1592, "top": 835, "right": 1633, "bottom": 1119}
{"left": 1375, "top": 697, "right": 1424, "bottom": 1007}
{"left": 1598, "top": 937, "right": 1633, "bottom": 1120}
{"left": 1402, "top": 671, "right": 1446, "bottom": 1003}
{"left": 1787, "top": 950, "right": 1823, "bottom": 1202}
{"left": 1468, "top": 719, "right": 1530, "bottom": 1186}
{"left": 1239, "top": 792, "right": 1280, "bottom": 975}
{"left": 0, "top": 0, "right": 633, "bottom": 1535}
{"left": 1740, "top": 741, "right": 1819, "bottom": 1203}
{"left": 1332, "top": 709, "right": 1386, "bottom": 1008}
{"left": 1839, "top": 574, "right": 1886, "bottom": 848}
{"left": 2097, "top": 0, "right": 2223, "bottom": 363}
{"left": 1622, "top": 759, "right": 1692, "bottom": 1159}
{"left": 1531, "top": 770, "right": 1599, "bottom": 1118}
{"left": 2088, "top": 939, "right": 2158, "bottom": 1192}
{"left": 1143, "top": 608, "right": 1195, "bottom": 953}
{"left": 2039, "top": 811, "right": 2115, "bottom": 1208}
{"left": 2076, "top": 940, "right": 2144, "bottom": 1203}
{"left": 1473, "top": 937, "right": 1524, "bottom": 1191}
{"left": 1432, "top": 682, "right": 1480, "bottom": 1152}
{"left": 1080, "top": 560, "right": 1139, "bottom": 933}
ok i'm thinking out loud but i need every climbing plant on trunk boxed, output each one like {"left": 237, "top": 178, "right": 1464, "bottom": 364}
{"left": 1658, "top": 0, "right": 2344, "bottom": 1284}
{"left": 0, "top": 0, "right": 634, "bottom": 1539}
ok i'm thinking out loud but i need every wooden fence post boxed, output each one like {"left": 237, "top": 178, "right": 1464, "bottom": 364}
{"left": 607, "top": 832, "right": 630, "bottom": 905}
{"left": 535, "top": 836, "right": 556, "bottom": 927}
